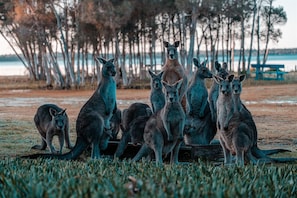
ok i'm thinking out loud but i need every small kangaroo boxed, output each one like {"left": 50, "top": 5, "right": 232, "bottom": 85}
{"left": 132, "top": 79, "right": 185, "bottom": 164}
{"left": 162, "top": 41, "right": 188, "bottom": 113}
{"left": 24, "top": 57, "right": 117, "bottom": 160}
{"left": 114, "top": 103, "right": 152, "bottom": 158}
{"left": 208, "top": 61, "right": 229, "bottom": 123}
{"left": 187, "top": 58, "right": 212, "bottom": 119}
{"left": 148, "top": 69, "right": 165, "bottom": 113}
{"left": 32, "top": 104, "right": 72, "bottom": 154}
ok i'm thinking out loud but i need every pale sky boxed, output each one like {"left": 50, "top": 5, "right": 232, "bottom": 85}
{"left": 0, "top": 0, "right": 296, "bottom": 55}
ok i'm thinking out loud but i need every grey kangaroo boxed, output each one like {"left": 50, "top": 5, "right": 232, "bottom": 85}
{"left": 232, "top": 75, "right": 290, "bottom": 157}
{"left": 132, "top": 79, "right": 185, "bottom": 164}
{"left": 187, "top": 58, "right": 212, "bottom": 119}
{"left": 110, "top": 108, "right": 122, "bottom": 140}
{"left": 208, "top": 61, "right": 229, "bottom": 123}
{"left": 183, "top": 113, "right": 216, "bottom": 145}
{"left": 24, "top": 57, "right": 117, "bottom": 160}
{"left": 32, "top": 104, "right": 72, "bottom": 154}
{"left": 148, "top": 69, "right": 165, "bottom": 113}
{"left": 215, "top": 75, "right": 296, "bottom": 165}
{"left": 162, "top": 41, "right": 188, "bottom": 113}
{"left": 114, "top": 103, "right": 152, "bottom": 158}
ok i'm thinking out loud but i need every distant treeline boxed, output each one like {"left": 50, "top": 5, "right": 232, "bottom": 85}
{"left": 0, "top": 1, "right": 290, "bottom": 89}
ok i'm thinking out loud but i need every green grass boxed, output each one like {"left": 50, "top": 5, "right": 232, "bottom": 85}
{"left": 0, "top": 158, "right": 296, "bottom": 197}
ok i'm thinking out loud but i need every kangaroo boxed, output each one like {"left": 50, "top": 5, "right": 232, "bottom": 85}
{"left": 114, "top": 103, "right": 152, "bottom": 158}
{"left": 215, "top": 75, "right": 296, "bottom": 165}
{"left": 187, "top": 58, "right": 212, "bottom": 119}
{"left": 214, "top": 74, "right": 235, "bottom": 131}
{"left": 110, "top": 108, "right": 122, "bottom": 140}
{"left": 148, "top": 69, "right": 165, "bottom": 113}
{"left": 132, "top": 79, "right": 185, "bottom": 164}
{"left": 208, "top": 61, "right": 229, "bottom": 123}
{"left": 231, "top": 75, "right": 290, "bottom": 156}
{"left": 32, "top": 104, "right": 72, "bottom": 154}
{"left": 183, "top": 113, "right": 216, "bottom": 145}
{"left": 162, "top": 41, "right": 188, "bottom": 114}
{"left": 23, "top": 57, "right": 117, "bottom": 160}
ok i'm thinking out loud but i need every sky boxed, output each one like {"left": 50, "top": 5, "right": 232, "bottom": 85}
{"left": 0, "top": 0, "right": 296, "bottom": 56}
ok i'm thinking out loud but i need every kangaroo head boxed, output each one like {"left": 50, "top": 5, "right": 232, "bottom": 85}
{"left": 193, "top": 58, "right": 212, "bottom": 79}
{"left": 164, "top": 41, "right": 179, "bottom": 60}
{"left": 49, "top": 108, "right": 67, "bottom": 130}
{"left": 96, "top": 57, "right": 116, "bottom": 77}
{"left": 232, "top": 74, "right": 246, "bottom": 95}
{"left": 213, "top": 74, "right": 234, "bottom": 96}
{"left": 162, "top": 79, "right": 183, "bottom": 103}
{"left": 148, "top": 69, "right": 164, "bottom": 90}
{"left": 215, "top": 61, "right": 229, "bottom": 80}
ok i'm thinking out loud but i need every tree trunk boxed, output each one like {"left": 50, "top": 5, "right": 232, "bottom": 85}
{"left": 262, "top": 0, "right": 273, "bottom": 64}
{"left": 247, "top": 0, "right": 257, "bottom": 77}
{"left": 115, "top": 35, "right": 128, "bottom": 86}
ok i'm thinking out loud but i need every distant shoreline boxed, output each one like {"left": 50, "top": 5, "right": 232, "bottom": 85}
{"left": 1, "top": 48, "right": 297, "bottom": 62}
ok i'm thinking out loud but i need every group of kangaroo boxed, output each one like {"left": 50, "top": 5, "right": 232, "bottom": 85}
{"left": 23, "top": 41, "right": 296, "bottom": 166}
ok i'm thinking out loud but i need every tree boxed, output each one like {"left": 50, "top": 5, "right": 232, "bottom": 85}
{"left": 261, "top": 0, "right": 287, "bottom": 64}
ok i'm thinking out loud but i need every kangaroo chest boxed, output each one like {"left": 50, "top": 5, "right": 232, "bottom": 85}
{"left": 99, "top": 78, "right": 116, "bottom": 115}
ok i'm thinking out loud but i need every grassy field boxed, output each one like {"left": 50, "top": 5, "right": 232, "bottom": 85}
{"left": 1, "top": 158, "right": 297, "bottom": 197}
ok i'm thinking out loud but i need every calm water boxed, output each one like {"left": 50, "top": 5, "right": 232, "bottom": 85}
{"left": 0, "top": 54, "right": 296, "bottom": 76}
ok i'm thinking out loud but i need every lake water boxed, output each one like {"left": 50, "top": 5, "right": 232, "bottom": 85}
{"left": 0, "top": 54, "right": 296, "bottom": 76}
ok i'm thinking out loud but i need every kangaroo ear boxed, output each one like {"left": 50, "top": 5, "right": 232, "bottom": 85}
{"left": 49, "top": 108, "right": 57, "bottom": 117}
{"left": 175, "top": 79, "right": 183, "bottom": 90}
{"left": 158, "top": 71, "right": 164, "bottom": 78}
{"left": 108, "top": 58, "right": 115, "bottom": 63}
{"left": 162, "top": 80, "right": 169, "bottom": 89}
{"left": 148, "top": 69, "right": 154, "bottom": 77}
{"left": 193, "top": 57, "right": 200, "bottom": 67}
{"left": 163, "top": 41, "right": 169, "bottom": 48}
{"left": 202, "top": 59, "right": 208, "bottom": 67}
{"left": 239, "top": 74, "right": 246, "bottom": 82}
{"left": 174, "top": 41, "right": 180, "bottom": 47}
{"left": 228, "top": 74, "right": 235, "bottom": 82}
{"left": 213, "top": 75, "right": 223, "bottom": 84}
{"left": 96, "top": 57, "right": 106, "bottom": 64}
{"left": 61, "top": 109, "right": 67, "bottom": 116}
{"left": 215, "top": 61, "right": 221, "bottom": 71}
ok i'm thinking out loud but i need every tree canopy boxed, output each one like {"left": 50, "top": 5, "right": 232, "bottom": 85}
{"left": 0, "top": 0, "right": 287, "bottom": 88}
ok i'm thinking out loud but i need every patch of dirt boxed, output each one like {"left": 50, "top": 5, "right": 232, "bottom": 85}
{"left": 0, "top": 80, "right": 297, "bottom": 157}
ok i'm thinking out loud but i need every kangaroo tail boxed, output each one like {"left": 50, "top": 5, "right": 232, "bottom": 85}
{"left": 271, "top": 157, "right": 297, "bottom": 163}
{"left": 22, "top": 138, "right": 88, "bottom": 160}
{"left": 252, "top": 146, "right": 297, "bottom": 163}
{"left": 260, "top": 148, "right": 291, "bottom": 156}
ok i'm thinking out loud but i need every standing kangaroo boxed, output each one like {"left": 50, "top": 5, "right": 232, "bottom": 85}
{"left": 24, "top": 57, "right": 117, "bottom": 160}
{"left": 215, "top": 74, "right": 235, "bottom": 131}
{"left": 187, "top": 58, "right": 212, "bottom": 119}
{"left": 162, "top": 41, "right": 188, "bottom": 114}
{"left": 148, "top": 69, "right": 165, "bottom": 113}
{"left": 208, "top": 61, "right": 229, "bottom": 123}
{"left": 32, "top": 104, "right": 72, "bottom": 154}
{"left": 132, "top": 79, "right": 185, "bottom": 164}
{"left": 215, "top": 75, "right": 296, "bottom": 165}
{"left": 232, "top": 75, "right": 290, "bottom": 157}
